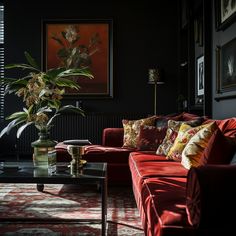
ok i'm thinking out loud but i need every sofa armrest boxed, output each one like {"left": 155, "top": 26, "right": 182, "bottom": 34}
{"left": 102, "top": 128, "right": 124, "bottom": 147}
{"left": 186, "top": 165, "right": 236, "bottom": 229}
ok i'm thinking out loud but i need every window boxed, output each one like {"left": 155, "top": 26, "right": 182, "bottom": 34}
{"left": 0, "top": 4, "right": 4, "bottom": 121}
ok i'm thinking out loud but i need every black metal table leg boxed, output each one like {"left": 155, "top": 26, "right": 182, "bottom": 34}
{"left": 37, "top": 183, "right": 44, "bottom": 192}
{"left": 101, "top": 177, "right": 107, "bottom": 235}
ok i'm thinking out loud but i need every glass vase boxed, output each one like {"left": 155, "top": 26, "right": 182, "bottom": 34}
{"left": 31, "top": 130, "right": 57, "bottom": 175}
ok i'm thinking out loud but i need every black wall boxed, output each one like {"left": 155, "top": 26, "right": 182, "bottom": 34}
{"left": 4, "top": 0, "right": 179, "bottom": 115}
{"left": 1, "top": 0, "right": 179, "bottom": 154}
{"left": 211, "top": 0, "right": 236, "bottom": 119}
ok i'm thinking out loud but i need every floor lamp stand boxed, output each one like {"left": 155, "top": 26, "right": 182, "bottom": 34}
{"left": 154, "top": 82, "right": 157, "bottom": 115}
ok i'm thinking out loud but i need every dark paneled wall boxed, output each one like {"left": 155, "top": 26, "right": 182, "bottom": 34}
{"left": 212, "top": 0, "right": 236, "bottom": 119}
{"left": 17, "top": 112, "right": 149, "bottom": 155}
{"left": 1, "top": 0, "right": 179, "bottom": 154}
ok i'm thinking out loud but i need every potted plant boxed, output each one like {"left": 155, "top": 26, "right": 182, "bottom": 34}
{"left": 0, "top": 52, "right": 93, "bottom": 169}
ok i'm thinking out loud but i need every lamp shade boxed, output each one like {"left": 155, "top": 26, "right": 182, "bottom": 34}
{"left": 148, "top": 68, "right": 164, "bottom": 84}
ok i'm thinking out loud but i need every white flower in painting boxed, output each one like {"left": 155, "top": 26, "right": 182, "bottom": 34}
{"left": 65, "top": 25, "right": 78, "bottom": 43}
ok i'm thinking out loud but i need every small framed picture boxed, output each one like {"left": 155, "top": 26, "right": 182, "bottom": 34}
{"left": 215, "top": 0, "right": 236, "bottom": 31}
{"left": 196, "top": 55, "right": 204, "bottom": 96}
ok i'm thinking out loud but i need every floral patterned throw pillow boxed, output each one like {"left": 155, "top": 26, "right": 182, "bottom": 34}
{"left": 156, "top": 118, "right": 204, "bottom": 156}
{"left": 156, "top": 120, "right": 184, "bottom": 155}
{"left": 122, "top": 116, "right": 156, "bottom": 148}
{"left": 166, "top": 123, "right": 208, "bottom": 161}
{"left": 181, "top": 122, "right": 217, "bottom": 169}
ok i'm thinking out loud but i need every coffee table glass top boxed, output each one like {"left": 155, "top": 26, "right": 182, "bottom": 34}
{"left": 0, "top": 162, "right": 107, "bottom": 180}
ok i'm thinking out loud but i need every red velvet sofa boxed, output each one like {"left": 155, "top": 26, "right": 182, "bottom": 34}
{"left": 129, "top": 116, "right": 236, "bottom": 236}
{"left": 56, "top": 127, "right": 134, "bottom": 185}
{"left": 56, "top": 114, "right": 236, "bottom": 235}
{"left": 55, "top": 112, "right": 199, "bottom": 185}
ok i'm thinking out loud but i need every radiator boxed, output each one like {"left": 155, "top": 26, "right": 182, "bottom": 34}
{"left": 16, "top": 112, "right": 148, "bottom": 155}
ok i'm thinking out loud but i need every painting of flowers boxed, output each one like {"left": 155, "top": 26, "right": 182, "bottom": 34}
{"left": 42, "top": 20, "right": 113, "bottom": 97}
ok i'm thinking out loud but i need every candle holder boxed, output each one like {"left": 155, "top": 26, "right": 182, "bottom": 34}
{"left": 64, "top": 139, "right": 91, "bottom": 175}
{"left": 67, "top": 145, "right": 87, "bottom": 175}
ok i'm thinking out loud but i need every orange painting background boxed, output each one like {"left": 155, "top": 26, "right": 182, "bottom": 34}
{"left": 45, "top": 23, "right": 109, "bottom": 95}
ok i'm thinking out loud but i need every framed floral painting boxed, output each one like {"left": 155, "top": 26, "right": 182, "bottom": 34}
{"left": 42, "top": 19, "right": 113, "bottom": 98}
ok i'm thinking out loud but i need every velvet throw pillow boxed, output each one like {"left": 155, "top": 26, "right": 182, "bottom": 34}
{"left": 181, "top": 122, "right": 217, "bottom": 170}
{"left": 122, "top": 116, "right": 156, "bottom": 148}
{"left": 136, "top": 125, "right": 167, "bottom": 151}
{"left": 200, "top": 127, "right": 236, "bottom": 165}
{"left": 166, "top": 123, "right": 208, "bottom": 161}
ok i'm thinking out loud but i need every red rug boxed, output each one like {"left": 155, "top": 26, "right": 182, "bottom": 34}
{"left": 0, "top": 183, "right": 144, "bottom": 235}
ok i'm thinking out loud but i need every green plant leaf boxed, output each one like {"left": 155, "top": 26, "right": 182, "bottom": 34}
{"left": 58, "top": 105, "right": 85, "bottom": 116}
{"left": 48, "top": 100, "right": 60, "bottom": 110}
{"left": 0, "top": 117, "right": 26, "bottom": 138}
{"left": 17, "top": 122, "right": 34, "bottom": 139}
{"left": 36, "top": 106, "right": 52, "bottom": 114}
{"left": 46, "top": 67, "right": 66, "bottom": 80}
{"left": 6, "top": 111, "right": 27, "bottom": 120}
{"left": 4, "top": 84, "right": 23, "bottom": 95}
{"left": 24, "top": 51, "right": 40, "bottom": 70}
{"left": 47, "top": 113, "right": 60, "bottom": 127}
{"left": 5, "top": 63, "right": 40, "bottom": 72}
{"left": 55, "top": 77, "right": 80, "bottom": 90}
{"left": 57, "top": 68, "right": 94, "bottom": 79}
{"left": 39, "top": 88, "right": 52, "bottom": 98}
{"left": 11, "top": 78, "right": 28, "bottom": 86}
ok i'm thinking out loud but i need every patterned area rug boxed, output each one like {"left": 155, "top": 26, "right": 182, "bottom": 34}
{"left": 0, "top": 183, "right": 144, "bottom": 236}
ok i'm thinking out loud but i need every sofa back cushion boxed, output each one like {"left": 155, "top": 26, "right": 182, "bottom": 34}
{"left": 181, "top": 112, "right": 202, "bottom": 121}
{"left": 102, "top": 128, "right": 124, "bottom": 147}
{"left": 199, "top": 127, "right": 236, "bottom": 165}
{"left": 203, "top": 117, "right": 236, "bottom": 137}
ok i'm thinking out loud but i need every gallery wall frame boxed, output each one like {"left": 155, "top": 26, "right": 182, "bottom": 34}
{"left": 196, "top": 55, "right": 204, "bottom": 96}
{"left": 181, "top": 0, "right": 189, "bottom": 29}
{"left": 194, "top": 17, "right": 203, "bottom": 47}
{"left": 215, "top": 0, "right": 236, "bottom": 31}
{"left": 195, "top": 55, "right": 204, "bottom": 105}
{"left": 216, "top": 38, "right": 236, "bottom": 95}
{"left": 42, "top": 19, "right": 113, "bottom": 98}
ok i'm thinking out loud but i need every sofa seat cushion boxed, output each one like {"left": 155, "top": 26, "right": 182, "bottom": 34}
{"left": 129, "top": 152, "right": 188, "bottom": 202}
{"left": 129, "top": 152, "right": 188, "bottom": 180}
{"left": 142, "top": 177, "right": 193, "bottom": 236}
{"left": 56, "top": 143, "right": 134, "bottom": 164}
{"left": 129, "top": 151, "right": 167, "bottom": 162}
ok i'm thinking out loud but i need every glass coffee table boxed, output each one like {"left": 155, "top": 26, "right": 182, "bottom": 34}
{"left": 0, "top": 161, "right": 107, "bottom": 236}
